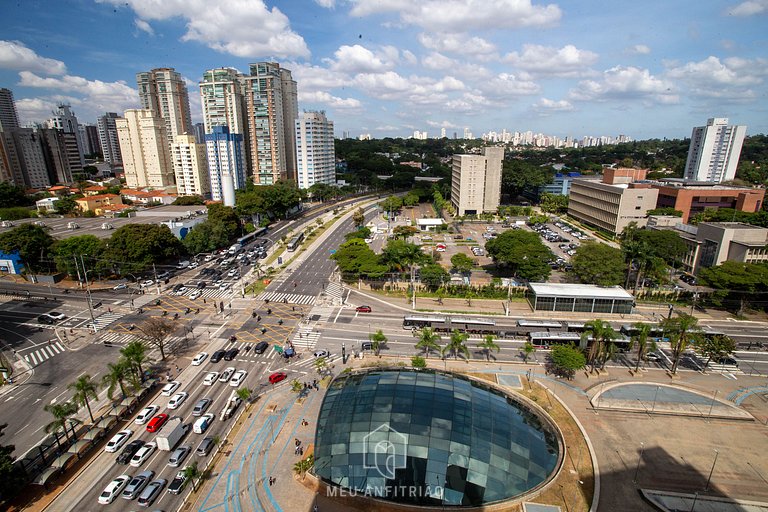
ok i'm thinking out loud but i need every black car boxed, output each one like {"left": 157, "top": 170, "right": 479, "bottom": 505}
{"left": 172, "top": 283, "right": 184, "bottom": 292}
{"left": 168, "top": 471, "right": 187, "bottom": 494}
{"left": 224, "top": 348, "right": 239, "bottom": 361}
{"left": 210, "top": 350, "right": 226, "bottom": 363}
{"left": 253, "top": 341, "right": 269, "bottom": 354}
{"left": 116, "top": 439, "right": 145, "bottom": 464}
{"left": 197, "top": 281, "right": 207, "bottom": 289}
{"left": 37, "top": 314, "right": 55, "bottom": 324}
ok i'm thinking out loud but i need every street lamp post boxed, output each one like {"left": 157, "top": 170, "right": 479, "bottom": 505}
{"left": 705, "top": 449, "right": 719, "bottom": 492}
{"left": 78, "top": 255, "right": 99, "bottom": 333}
{"left": 633, "top": 442, "right": 645, "bottom": 484}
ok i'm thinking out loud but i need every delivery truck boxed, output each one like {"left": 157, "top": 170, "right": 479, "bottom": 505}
{"left": 156, "top": 417, "right": 187, "bottom": 451}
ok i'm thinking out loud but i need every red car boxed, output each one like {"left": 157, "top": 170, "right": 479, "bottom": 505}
{"left": 356, "top": 305, "right": 372, "bottom": 313}
{"left": 146, "top": 413, "right": 169, "bottom": 433}
{"left": 269, "top": 372, "right": 287, "bottom": 384}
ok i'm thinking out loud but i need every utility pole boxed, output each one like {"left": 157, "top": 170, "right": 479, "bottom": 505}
{"left": 411, "top": 265, "right": 416, "bottom": 309}
{"left": 78, "top": 255, "right": 98, "bottom": 333}
{"left": 152, "top": 263, "right": 160, "bottom": 295}
{"left": 73, "top": 255, "right": 83, "bottom": 288}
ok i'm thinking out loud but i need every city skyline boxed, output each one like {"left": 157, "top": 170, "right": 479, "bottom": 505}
{"left": 1, "top": 1, "right": 767, "bottom": 140}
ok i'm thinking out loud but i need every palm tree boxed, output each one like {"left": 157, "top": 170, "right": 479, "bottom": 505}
{"left": 521, "top": 341, "right": 536, "bottom": 363}
{"left": 581, "top": 319, "right": 619, "bottom": 372}
{"left": 661, "top": 313, "right": 702, "bottom": 374}
{"left": 235, "top": 387, "right": 252, "bottom": 403}
{"left": 290, "top": 379, "right": 303, "bottom": 394}
{"left": 121, "top": 341, "right": 147, "bottom": 383}
{"left": 69, "top": 374, "right": 99, "bottom": 423}
{"left": 102, "top": 361, "right": 133, "bottom": 400}
{"left": 182, "top": 461, "right": 203, "bottom": 491}
{"left": 442, "top": 330, "right": 470, "bottom": 360}
{"left": 415, "top": 328, "right": 441, "bottom": 358}
{"left": 629, "top": 322, "right": 653, "bottom": 373}
{"left": 370, "top": 329, "right": 388, "bottom": 356}
{"left": 313, "top": 356, "right": 329, "bottom": 376}
{"left": 293, "top": 454, "right": 314, "bottom": 481}
{"left": 477, "top": 334, "right": 500, "bottom": 361}
{"left": 44, "top": 401, "right": 79, "bottom": 442}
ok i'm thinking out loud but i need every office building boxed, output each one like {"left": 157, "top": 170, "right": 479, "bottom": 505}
{"left": 205, "top": 126, "right": 246, "bottom": 206}
{"left": 193, "top": 123, "right": 205, "bottom": 144}
{"left": 172, "top": 134, "right": 210, "bottom": 198}
{"left": 295, "top": 111, "right": 335, "bottom": 189}
{"left": 0, "top": 88, "right": 20, "bottom": 132}
{"left": 46, "top": 104, "right": 85, "bottom": 165}
{"left": 39, "top": 128, "right": 80, "bottom": 184}
{"left": 97, "top": 112, "right": 122, "bottom": 166}
{"left": 116, "top": 109, "right": 175, "bottom": 189}
{"left": 684, "top": 118, "right": 746, "bottom": 183}
{"left": 450, "top": 146, "right": 504, "bottom": 216}
{"left": 136, "top": 68, "right": 193, "bottom": 144}
{"left": 80, "top": 124, "right": 100, "bottom": 156}
{"left": 653, "top": 180, "right": 764, "bottom": 223}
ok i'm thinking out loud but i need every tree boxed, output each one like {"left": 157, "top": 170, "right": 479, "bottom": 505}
{"left": 548, "top": 344, "right": 586, "bottom": 380}
{"left": 313, "top": 356, "right": 329, "bottom": 376}
{"left": 699, "top": 262, "right": 768, "bottom": 314}
{"left": 293, "top": 454, "right": 314, "bottom": 480}
{"left": 629, "top": 322, "right": 654, "bottom": 373}
{"left": 182, "top": 461, "right": 203, "bottom": 491}
{"left": 44, "top": 402, "right": 79, "bottom": 442}
{"left": 102, "top": 361, "right": 134, "bottom": 400}
{"left": 539, "top": 193, "right": 568, "bottom": 214}
{"left": 694, "top": 334, "right": 736, "bottom": 368}
{"left": 369, "top": 329, "right": 388, "bottom": 355}
{"left": 69, "top": 374, "right": 100, "bottom": 423}
{"left": 0, "top": 182, "right": 31, "bottom": 208}
{"left": 392, "top": 225, "right": 418, "bottom": 240}
{"left": 522, "top": 341, "right": 536, "bottom": 363}
{"left": 380, "top": 196, "right": 402, "bottom": 215}
{"left": 477, "top": 334, "right": 500, "bottom": 361}
{"left": 51, "top": 235, "right": 104, "bottom": 277}
{"left": 450, "top": 253, "right": 475, "bottom": 274}
{"left": 660, "top": 313, "right": 702, "bottom": 374}
{"left": 571, "top": 242, "right": 626, "bottom": 286}
{"left": 485, "top": 230, "right": 553, "bottom": 281}
{"left": 54, "top": 196, "right": 79, "bottom": 215}
{"left": 411, "top": 356, "right": 427, "bottom": 369}
{"left": 442, "top": 330, "right": 470, "bottom": 360}
{"left": 581, "top": 319, "right": 619, "bottom": 372}
{"left": 419, "top": 263, "right": 449, "bottom": 289}
{"left": 647, "top": 207, "right": 683, "bottom": 217}
{"left": 103, "top": 224, "right": 184, "bottom": 275}
{"left": 380, "top": 239, "right": 428, "bottom": 272}
{"left": 133, "top": 318, "right": 176, "bottom": 360}
{"left": 121, "top": 341, "right": 147, "bottom": 383}
{"left": 172, "top": 195, "right": 205, "bottom": 206}
{"left": 352, "top": 207, "right": 365, "bottom": 227}
{"left": 414, "top": 328, "right": 441, "bottom": 358}
{"left": 501, "top": 159, "right": 554, "bottom": 198}
{"left": 0, "top": 223, "right": 55, "bottom": 273}
{"left": 236, "top": 387, "right": 253, "bottom": 402}
{"left": 0, "top": 423, "right": 25, "bottom": 505}
{"left": 290, "top": 379, "right": 303, "bottom": 394}
{"left": 344, "top": 227, "right": 371, "bottom": 241}
{"left": 308, "top": 183, "right": 335, "bottom": 202}
{"left": 403, "top": 192, "right": 420, "bottom": 208}
{"left": 331, "top": 239, "right": 388, "bottom": 278}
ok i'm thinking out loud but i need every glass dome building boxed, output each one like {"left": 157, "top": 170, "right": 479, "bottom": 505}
{"left": 314, "top": 369, "right": 562, "bottom": 507}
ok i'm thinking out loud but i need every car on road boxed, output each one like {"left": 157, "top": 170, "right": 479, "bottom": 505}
{"left": 167, "top": 392, "right": 189, "bottom": 410}
{"left": 197, "top": 281, "right": 207, "bottom": 289}
{"left": 269, "top": 372, "right": 287, "bottom": 384}
{"left": 227, "top": 268, "right": 239, "bottom": 278}
{"left": 168, "top": 445, "right": 191, "bottom": 468}
{"left": 112, "top": 283, "right": 128, "bottom": 290}
{"left": 218, "top": 367, "right": 235, "bottom": 383}
{"left": 715, "top": 356, "right": 739, "bottom": 366}
{"left": 196, "top": 437, "right": 215, "bottom": 456}
{"left": 161, "top": 380, "right": 181, "bottom": 396}
{"left": 193, "top": 414, "right": 214, "bottom": 434}
{"left": 253, "top": 341, "right": 269, "bottom": 354}
{"left": 364, "top": 238, "right": 374, "bottom": 243}
{"left": 313, "top": 350, "right": 330, "bottom": 358}
{"left": 122, "top": 470, "right": 154, "bottom": 500}
{"left": 192, "top": 397, "right": 212, "bottom": 416}
{"left": 224, "top": 348, "right": 239, "bottom": 361}
{"left": 191, "top": 352, "right": 208, "bottom": 366}
{"left": 105, "top": 429, "right": 133, "bottom": 453}
{"left": 98, "top": 474, "right": 131, "bottom": 504}
{"left": 134, "top": 405, "right": 159, "bottom": 425}
{"left": 189, "top": 289, "right": 202, "bottom": 300}
{"left": 203, "top": 372, "right": 219, "bottom": 386}
{"left": 140, "top": 279, "right": 154, "bottom": 288}
{"left": 174, "top": 286, "right": 188, "bottom": 296}
{"left": 204, "top": 254, "right": 214, "bottom": 262}
{"left": 37, "top": 314, "right": 56, "bottom": 324}
{"left": 129, "top": 442, "right": 157, "bottom": 467}
{"left": 355, "top": 305, "right": 372, "bottom": 313}
{"left": 116, "top": 440, "right": 145, "bottom": 464}
{"left": 218, "top": 282, "right": 230, "bottom": 291}
{"left": 646, "top": 352, "right": 662, "bottom": 362}
{"left": 361, "top": 341, "right": 373, "bottom": 351}
{"left": 168, "top": 470, "right": 188, "bottom": 494}
{"left": 210, "top": 350, "right": 226, "bottom": 363}
{"left": 230, "top": 370, "right": 247, "bottom": 387}
{"left": 146, "top": 414, "right": 168, "bottom": 433}
{"left": 136, "top": 478, "right": 166, "bottom": 507}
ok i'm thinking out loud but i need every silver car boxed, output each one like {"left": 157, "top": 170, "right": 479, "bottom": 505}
{"left": 122, "top": 470, "right": 154, "bottom": 500}
{"left": 168, "top": 445, "right": 191, "bottom": 467}
{"left": 136, "top": 478, "right": 166, "bottom": 507}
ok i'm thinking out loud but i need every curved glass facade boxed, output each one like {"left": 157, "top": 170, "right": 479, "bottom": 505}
{"left": 314, "top": 369, "right": 560, "bottom": 507}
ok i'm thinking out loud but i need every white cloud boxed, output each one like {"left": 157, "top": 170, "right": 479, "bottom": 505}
{"left": 476, "top": 72, "right": 540, "bottom": 98}
{"left": 402, "top": 50, "right": 417, "bottom": 66}
{"left": 325, "top": 44, "right": 393, "bottom": 73}
{"left": 353, "top": 71, "right": 464, "bottom": 105}
{"left": 315, "top": 0, "right": 335, "bottom": 7}
{"left": 444, "top": 92, "right": 491, "bottom": 112}
{"left": 15, "top": 97, "right": 60, "bottom": 124}
{"left": 533, "top": 98, "right": 574, "bottom": 112}
{"left": 134, "top": 18, "right": 154, "bottom": 36}
{"left": 504, "top": 44, "right": 598, "bottom": 77}
{"left": 97, "top": 0, "right": 309, "bottom": 58}
{"left": 626, "top": 44, "right": 651, "bottom": 55}
{"left": 349, "top": 0, "right": 561, "bottom": 31}
{"left": 569, "top": 66, "right": 678, "bottom": 104}
{"left": 418, "top": 33, "right": 496, "bottom": 57}
{"left": 0, "top": 40, "right": 67, "bottom": 75}
{"left": 422, "top": 52, "right": 457, "bottom": 70}
{"left": 289, "top": 62, "right": 351, "bottom": 90}
{"left": 299, "top": 90, "right": 362, "bottom": 109}
{"left": 727, "top": 0, "right": 768, "bottom": 16}
{"left": 665, "top": 56, "right": 765, "bottom": 101}
{"left": 426, "top": 120, "right": 460, "bottom": 129}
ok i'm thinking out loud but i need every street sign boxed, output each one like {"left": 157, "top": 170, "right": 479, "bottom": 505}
{"left": 329, "top": 249, "right": 336, "bottom": 255}
{"left": 274, "top": 346, "right": 283, "bottom": 354}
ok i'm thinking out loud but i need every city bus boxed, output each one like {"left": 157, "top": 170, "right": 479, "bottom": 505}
{"left": 528, "top": 331, "right": 632, "bottom": 351}
{"left": 286, "top": 231, "right": 305, "bottom": 252}
{"left": 402, "top": 315, "right": 498, "bottom": 335}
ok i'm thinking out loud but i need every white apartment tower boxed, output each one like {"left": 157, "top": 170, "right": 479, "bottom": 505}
{"left": 450, "top": 147, "right": 504, "bottom": 216}
{"left": 116, "top": 109, "right": 175, "bottom": 189}
{"left": 684, "top": 118, "right": 747, "bottom": 183}
{"left": 199, "top": 68, "right": 248, "bottom": 135}
{"left": 137, "top": 68, "right": 193, "bottom": 145}
{"left": 295, "top": 111, "right": 335, "bottom": 189}
{"left": 172, "top": 134, "right": 210, "bottom": 198}
{"left": 46, "top": 104, "right": 85, "bottom": 165}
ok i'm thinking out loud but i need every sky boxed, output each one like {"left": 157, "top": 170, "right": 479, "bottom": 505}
{"left": 1, "top": 0, "right": 767, "bottom": 141}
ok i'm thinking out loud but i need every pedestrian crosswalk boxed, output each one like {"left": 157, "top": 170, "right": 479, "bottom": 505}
{"left": 23, "top": 341, "right": 66, "bottom": 366}
{"left": 325, "top": 281, "right": 344, "bottom": 302}
{"left": 256, "top": 291, "right": 316, "bottom": 305}
{"left": 291, "top": 327, "right": 320, "bottom": 349}
{"left": 97, "top": 331, "right": 136, "bottom": 345}
{"left": 292, "top": 354, "right": 338, "bottom": 369}
{"left": 91, "top": 311, "right": 124, "bottom": 331}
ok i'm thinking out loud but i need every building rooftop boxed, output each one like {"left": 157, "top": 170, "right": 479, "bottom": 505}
{"left": 705, "top": 222, "right": 766, "bottom": 230}
{"left": 528, "top": 282, "right": 634, "bottom": 300}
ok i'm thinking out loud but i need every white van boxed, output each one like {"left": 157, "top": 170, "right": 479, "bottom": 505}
{"left": 192, "top": 414, "right": 214, "bottom": 434}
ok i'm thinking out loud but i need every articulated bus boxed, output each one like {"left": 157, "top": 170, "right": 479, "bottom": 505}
{"left": 286, "top": 231, "right": 305, "bottom": 252}
{"left": 619, "top": 324, "right": 669, "bottom": 342}
{"left": 403, "top": 315, "right": 499, "bottom": 335}
{"left": 528, "top": 330, "right": 631, "bottom": 351}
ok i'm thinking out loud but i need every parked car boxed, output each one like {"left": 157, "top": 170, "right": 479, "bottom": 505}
{"left": 98, "top": 474, "right": 131, "bottom": 504}
{"left": 191, "top": 352, "right": 208, "bottom": 366}
{"left": 122, "top": 470, "right": 154, "bottom": 500}
{"left": 105, "top": 429, "right": 133, "bottom": 453}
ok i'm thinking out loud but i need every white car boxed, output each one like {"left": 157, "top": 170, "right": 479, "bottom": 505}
{"left": 218, "top": 367, "right": 235, "bottom": 383}
{"left": 161, "top": 381, "right": 181, "bottom": 396}
{"left": 98, "top": 474, "right": 131, "bottom": 504}
{"left": 203, "top": 372, "right": 219, "bottom": 386}
{"left": 191, "top": 352, "right": 208, "bottom": 366}
{"left": 134, "top": 405, "right": 159, "bottom": 425}
{"left": 189, "top": 261, "right": 199, "bottom": 269}
{"left": 364, "top": 238, "right": 374, "bottom": 243}
{"left": 189, "top": 289, "right": 202, "bottom": 300}
{"left": 113, "top": 283, "right": 127, "bottom": 290}
{"left": 204, "top": 254, "right": 214, "bottom": 262}
{"left": 129, "top": 442, "right": 157, "bottom": 467}
{"left": 174, "top": 286, "right": 188, "bottom": 296}
{"left": 218, "top": 282, "right": 230, "bottom": 291}
{"left": 227, "top": 269, "right": 239, "bottom": 278}
{"left": 167, "top": 392, "right": 189, "bottom": 410}
{"left": 313, "top": 350, "right": 330, "bottom": 358}
{"left": 104, "top": 429, "right": 133, "bottom": 453}
{"left": 140, "top": 279, "right": 154, "bottom": 288}
{"left": 230, "top": 370, "right": 248, "bottom": 387}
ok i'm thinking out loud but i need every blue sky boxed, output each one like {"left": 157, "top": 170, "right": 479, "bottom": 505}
{"left": 1, "top": 0, "right": 767, "bottom": 140}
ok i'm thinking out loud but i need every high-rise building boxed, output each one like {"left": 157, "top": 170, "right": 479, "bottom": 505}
{"left": 116, "top": 109, "right": 175, "bottom": 189}
{"left": 0, "top": 88, "right": 20, "bottom": 132}
{"left": 1, "top": 129, "right": 50, "bottom": 188}
{"left": 205, "top": 126, "right": 246, "bottom": 206}
{"left": 78, "top": 124, "right": 101, "bottom": 156}
{"left": 450, "top": 147, "right": 504, "bottom": 216}
{"left": 172, "top": 134, "right": 210, "bottom": 198}
{"left": 193, "top": 123, "right": 205, "bottom": 144}
{"left": 97, "top": 112, "right": 123, "bottom": 166}
{"left": 199, "top": 68, "right": 248, "bottom": 135}
{"left": 295, "top": 111, "right": 335, "bottom": 189}
{"left": 684, "top": 118, "right": 746, "bottom": 183}
{"left": 136, "top": 68, "right": 193, "bottom": 144}
{"left": 46, "top": 104, "right": 84, "bottom": 165}
{"left": 440, "top": 127, "right": 446, "bottom": 139}
{"left": 243, "top": 62, "right": 298, "bottom": 185}
{"left": 39, "top": 128, "right": 80, "bottom": 184}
